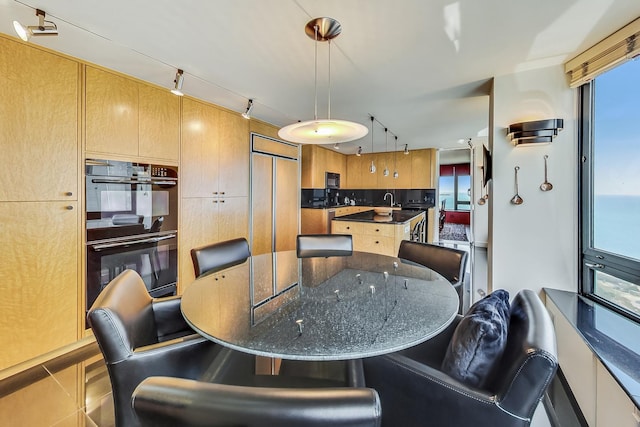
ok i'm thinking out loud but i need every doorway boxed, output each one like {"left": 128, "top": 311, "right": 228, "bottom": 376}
{"left": 438, "top": 148, "right": 471, "bottom": 243}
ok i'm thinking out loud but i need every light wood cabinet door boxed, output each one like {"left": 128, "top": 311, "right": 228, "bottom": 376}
{"left": 251, "top": 153, "right": 274, "bottom": 255}
{"left": 411, "top": 149, "right": 433, "bottom": 188}
{"left": 275, "top": 157, "right": 299, "bottom": 252}
{"left": 346, "top": 155, "right": 363, "bottom": 189}
{"left": 218, "top": 196, "right": 249, "bottom": 242}
{"left": 393, "top": 151, "right": 413, "bottom": 188}
{"left": 181, "top": 98, "right": 220, "bottom": 197}
{"left": 86, "top": 67, "right": 138, "bottom": 156}
{"left": 179, "top": 198, "right": 219, "bottom": 289}
{"left": 139, "top": 83, "right": 180, "bottom": 161}
{"left": 218, "top": 109, "right": 249, "bottom": 197}
{"left": 0, "top": 201, "right": 78, "bottom": 370}
{"left": 0, "top": 37, "right": 79, "bottom": 202}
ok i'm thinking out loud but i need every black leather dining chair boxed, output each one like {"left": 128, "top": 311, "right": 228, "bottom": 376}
{"left": 191, "top": 237, "right": 251, "bottom": 278}
{"left": 397, "top": 240, "right": 468, "bottom": 313}
{"left": 362, "top": 289, "right": 558, "bottom": 427}
{"left": 87, "top": 269, "right": 225, "bottom": 427}
{"left": 296, "top": 234, "right": 353, "bottom": 258}
{"left": 132, "top": 376, "right": 382, "bottom": 427}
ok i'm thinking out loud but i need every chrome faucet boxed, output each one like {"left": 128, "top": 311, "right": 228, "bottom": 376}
{"left": 384, "top": 192, "right": 394, "bottom": 207}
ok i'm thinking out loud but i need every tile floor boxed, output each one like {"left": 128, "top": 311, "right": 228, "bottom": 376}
{"left": 0, "top": 343, "right": 114, "bottom": 427}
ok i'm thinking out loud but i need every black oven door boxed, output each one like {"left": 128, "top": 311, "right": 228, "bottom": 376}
{"left": 86, "top": 232, "right": 177, "bottom": 325}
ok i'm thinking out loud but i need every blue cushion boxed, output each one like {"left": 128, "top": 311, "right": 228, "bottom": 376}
{"left": 441, "top": 290, "right": 510, "bottom": 388}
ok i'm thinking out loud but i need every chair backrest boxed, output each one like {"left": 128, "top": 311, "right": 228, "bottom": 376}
{"left": 191, "top": 237, "right": 251, "bottom": 278}
{"left": 490, "top": 289, "right": 558, "bottom": 419}
{"left": 397, "top": 240, "right": 467, "bottom": 285}
{"left": 87, "top": 269, "right": 158, "bottom": 364}
{"left": 296, "top": 234, "right": 353, "bottom": 258}
{"left": 410, "top": 217, "right": 426, "bottom": 242}
{"left": 133, "top": 376, "right": 382, "bottom": 427}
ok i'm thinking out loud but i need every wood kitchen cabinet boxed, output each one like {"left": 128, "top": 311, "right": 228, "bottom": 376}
{"left": 411, "top": 149, "right": 434, "bottom": 188}
{"left": 85, "top": 66, "right": 180, "bottom": 162}
{"left": 179, "top": 97, "right": 250, "bottom": 289}
{"left": 301, "top": 145, "right": 346, "bottom": 188}
{"left": 0, "top": 36, "right": 80, "bottom": 370}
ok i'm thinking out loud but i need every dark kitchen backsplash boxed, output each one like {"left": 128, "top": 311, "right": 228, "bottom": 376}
{"left": 301, "top": 188, "right": 436, "bottom": 209}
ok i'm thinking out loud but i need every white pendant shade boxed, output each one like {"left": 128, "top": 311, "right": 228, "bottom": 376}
{"left": 278, "top": 119, "right": 368, "bottom": 144}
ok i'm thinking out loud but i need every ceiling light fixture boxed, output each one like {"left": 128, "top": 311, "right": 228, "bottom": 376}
{"left": 242, "top": 99, "right": 254, "bottom": 119}
{"left": 404, "top": 144, "right": 409, "bottom": 155}
{"left": 13, "top": 9, "right": 58, "bottom": 42}
{"left": 383, "top": 128, "right": 389, "bottom": 177}
{"left": 369, "top": 116, "right": 376, "bottom": 173}
{"left": 171, "top": 69, "right": 184, "bottom": 96}
{"left": 393, "top": 136, "right": 399, "bottom": 179}
{"left": 356, "top": 146, "right": 362, "bottom": 156}
{"left": 278, "top": 17, "right": 368, "bottom": 145}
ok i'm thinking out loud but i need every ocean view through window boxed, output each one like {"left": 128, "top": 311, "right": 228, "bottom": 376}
{"left": 580, "top": 57, "right": 640, "bottom": 319}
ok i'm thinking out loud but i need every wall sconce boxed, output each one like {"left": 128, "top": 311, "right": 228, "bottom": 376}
{"left": 241, "top": 99, "right": 254, "bottom": 119}
{"left": 170, "top": 69, "right": 184, "bottom": 96}
{"left": 507, "top": 119, "right": 563, "bottom": 145}
{"left": 13, "top": 9, "right": 58, "bottom": 42}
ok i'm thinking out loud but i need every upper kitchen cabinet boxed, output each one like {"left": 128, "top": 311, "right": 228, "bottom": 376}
{"left": 301, "top": 145, "right": 346, "bottom": 188}
{"left": 411, "top": 149, "right": 434, "bottom": 188}
{"left": 181, "top": 98, "right": 249, "bottom": 198}
{"left": 0, "top": 36, "right": 79, "bottom": 202}
{"left": 85, "top": 66, "right": 179, "bottom": 162}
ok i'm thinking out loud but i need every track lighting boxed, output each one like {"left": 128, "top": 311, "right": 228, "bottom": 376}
{"left": 369, "top": 116, "right": 376, "bottom": 173}
{"left": 171, "top": 69, "right": 184, "bottom": 96}
{"left": 242, "top": 99, "right": 254, "bottom": 119}
{"left": 356, "top": 146, "right": 362, "bottom": 156}
{"left": 333, "top": 143, "right": 340, "bottom": 150}
{"left": 13, "top": 9, "right": 58, "bottom": 42}
{"left": 404, "top": 144, "right": 409, "bottom": 155}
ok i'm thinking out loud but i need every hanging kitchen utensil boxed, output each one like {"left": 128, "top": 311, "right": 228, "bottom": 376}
{"left": 478, "top": 166, "right": 486, "bottom": 205}
{"left": 540, "top": 154, "right": 553, "bottom": 191}
{"left": 510, "top": 166, "right": 524, "bottom": 205}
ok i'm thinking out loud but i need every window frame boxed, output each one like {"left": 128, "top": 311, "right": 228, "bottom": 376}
{"left": 578, "top": 78, "right": 640, "bottom": 323}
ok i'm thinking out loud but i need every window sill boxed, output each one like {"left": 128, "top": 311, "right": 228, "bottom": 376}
{"left": 544, "top": 288, "right": 640, "bottom": 409}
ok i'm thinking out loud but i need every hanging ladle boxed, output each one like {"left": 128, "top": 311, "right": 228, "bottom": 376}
{"left": 477, "top": 166, "right": 487, "bottom": 205}
{"left": 510, "top": 166, "right": 524, "bottom": 205}
{"left": 540, "top": 155, "right": 553, "bottom": 191}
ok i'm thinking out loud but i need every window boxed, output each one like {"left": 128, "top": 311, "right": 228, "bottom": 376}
{"left": 580, "top": 58, "right": 640, "bottom": 320}
{"left": 439, "top": 163, "right": 470, "bottom": 211}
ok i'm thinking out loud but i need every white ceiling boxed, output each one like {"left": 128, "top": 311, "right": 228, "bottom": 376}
{"left": 3, "top": 0, "right": 640, "bottom": 154}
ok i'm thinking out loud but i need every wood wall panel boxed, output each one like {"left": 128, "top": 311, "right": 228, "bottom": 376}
{"left": 179, "top": 198, "right": 219, "bottom": 290}
{"left": 218, "top": 109, "right": 249, "bottom": 197}
{"left": 0, "top": 37, "right": 78, "bottom": 202}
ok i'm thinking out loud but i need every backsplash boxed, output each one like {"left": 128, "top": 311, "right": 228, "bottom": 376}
{"left": 301, "top": 188, "right": 436, "bottom": 208}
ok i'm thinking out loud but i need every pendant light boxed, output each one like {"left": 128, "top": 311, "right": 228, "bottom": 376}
{"left": 393, "top": 136, "right": 399, "bottom": 178}
{"left": 278, "top": 17, "right": 369, "bottom": 144}
{"left": 383, "top": 128, "right": 390, "bottom": 177}
{"left": 369, "top": 116, "right": 376, "bottom": 173}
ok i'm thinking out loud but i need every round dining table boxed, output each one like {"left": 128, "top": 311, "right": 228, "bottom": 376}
{"left": 181, "top": 250, "right": 459, "bottom": 361}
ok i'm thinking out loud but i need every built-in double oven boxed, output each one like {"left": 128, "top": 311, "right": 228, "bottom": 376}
{"left": 85, "top": 159, "right": 178, "bottom": 324}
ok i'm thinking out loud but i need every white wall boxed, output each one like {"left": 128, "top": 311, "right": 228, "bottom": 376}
{"left": 489, "top": 65, "right": 578, "bottom": 297}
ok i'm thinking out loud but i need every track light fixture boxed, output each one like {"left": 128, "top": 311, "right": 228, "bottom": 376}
{"left": 242, "top": 99, "right": 254, "bottom": 119}
{"left": 13, "top": 9, "right": 58, "bottom": 42}
{"left": 333, "top": 143, "right": 340, "bottom": 150}
{"left": 404, "top": 144, "right": 409, "bottom": 155}
{"left": 171, "top": 69, "right": 184, "bottom": 96}
{"left": 369, "top": 116, "right": 376, "bottom": 173}
{"left": 356, "top": 146, "right": 362, "bottom": 156}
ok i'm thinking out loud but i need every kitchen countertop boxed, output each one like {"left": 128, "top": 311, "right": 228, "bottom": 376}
{"left": 332, "top": 209, "right": 424, "bottom": 224}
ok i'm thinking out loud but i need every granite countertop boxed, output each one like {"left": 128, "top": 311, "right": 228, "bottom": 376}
{"left": 544, "top": 288, "right": 640, "bottom": 409}
{"left": 332, "top": 209, "right": 424, "bottom": 224}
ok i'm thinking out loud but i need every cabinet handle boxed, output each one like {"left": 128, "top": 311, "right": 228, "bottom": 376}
{"left": 375, "top": 229, "right": 380, "bottom": 232}
{"left": 375, "top": 241, "right": 379, "bottom": 244}
{"left": 65, "top": 191, "right": 73, "bottom": 197}
{"left": 219, "top": 199, "right": 225, "bottom": 203}
{"left": 65, "top": 205, "right": 74, "bottom": 210}
{"left": 213, "top": 200, "right": 218, "bottom": 203}
{"left": 346, "top": 226, "right": 350, "bottom": 230}
{"left": 213, "top": 192, "right": 219, "bottom": 195}
{"left": 220, "top": 191, "right": 225, "bottom": 195}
